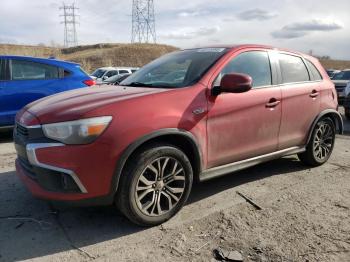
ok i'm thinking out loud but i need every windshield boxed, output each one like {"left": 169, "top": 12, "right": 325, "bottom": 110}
{"left": 332, "top": 71, "right": 350, "bottom": 80}
{"left": 120, "top": 48, "right": 228, "bottom": 88}
{"left": 91, "top": 69, "right": 107, "bottom": 78}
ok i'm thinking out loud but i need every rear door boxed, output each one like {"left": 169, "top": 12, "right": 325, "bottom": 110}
{"left": 2, "top": 59, "right": 62, "bottom": 125}
{"left": 276, "top": 53, "right": 321, "bottom": 149}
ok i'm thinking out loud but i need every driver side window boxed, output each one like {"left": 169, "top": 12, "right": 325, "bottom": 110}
{"left": 214, "top": 51, "right": 272, "bottom": 88}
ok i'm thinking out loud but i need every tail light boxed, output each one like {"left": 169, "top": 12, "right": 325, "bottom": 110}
{"left": 83, "top": 79, "right": 96, "bottom": 86}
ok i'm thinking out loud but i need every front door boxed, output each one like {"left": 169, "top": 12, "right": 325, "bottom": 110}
{"left": 207, "top": 50, "right": 282, "bottom": 168}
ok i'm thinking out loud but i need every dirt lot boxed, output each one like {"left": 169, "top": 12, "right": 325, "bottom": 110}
{"left": 0, "top": 111, "right": 349, "bottom": 262}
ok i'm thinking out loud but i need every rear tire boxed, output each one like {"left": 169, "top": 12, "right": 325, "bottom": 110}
{"left": 298, "top": 117, "right": 335, "bottom": 167}
{"left": 116, "top": 144, "right": 193, "bottom": 226}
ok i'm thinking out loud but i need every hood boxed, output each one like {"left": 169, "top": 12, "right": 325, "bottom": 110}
{"left": 25, "top": 85, "right": 167, "bottom": 124}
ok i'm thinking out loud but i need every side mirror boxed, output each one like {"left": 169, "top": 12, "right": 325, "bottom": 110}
{"left": 218, "top": 73, "right": 252, "bottom": 94}
{"left": 103, "top": 76, "right": 109, "bottom": 80}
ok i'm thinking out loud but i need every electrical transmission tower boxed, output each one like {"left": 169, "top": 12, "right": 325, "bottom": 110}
{"left": 60, "top": 3, "right": 79, "bottom": 47}
{"left": 131, "top": 0, "right": 156, "bottom": 43}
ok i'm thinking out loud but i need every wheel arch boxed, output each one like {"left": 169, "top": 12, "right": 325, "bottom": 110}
{"left": 111, "top": 128, "right": 203, "bottom": 196}
{"left": 306, "top": 109, "right": 343, "bottom": 144}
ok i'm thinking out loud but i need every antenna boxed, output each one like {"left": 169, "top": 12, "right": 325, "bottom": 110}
{"left": 60, "top": 3, "right": 79, "bottom": 47}
{"left": 131, "top": 0, "right": 156, "bottom": 43}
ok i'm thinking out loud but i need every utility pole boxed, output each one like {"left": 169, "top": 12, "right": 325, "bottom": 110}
{"left": 60, "top": 3, "right": 79, "bottom": 47}
{"left": 131, "top": 0, "right": 156, "bottom": 43}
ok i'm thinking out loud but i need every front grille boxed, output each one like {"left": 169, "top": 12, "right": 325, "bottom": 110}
{"left": 18, "top": 157, "right": 37, "bottom": 180}
{"left": 16, "top": 123, "right": 29, "bottom": 138}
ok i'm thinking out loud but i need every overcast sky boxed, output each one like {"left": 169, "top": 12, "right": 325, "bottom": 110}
{"left": 1, "top": 0, "right": 349, "bottom": 59}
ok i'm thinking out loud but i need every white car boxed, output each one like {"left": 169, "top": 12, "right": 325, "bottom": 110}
{"left": 90, "top": 67, "right": 139, "bottom": 83}
{"left": 332, "top": 69, "right": 350, "bottom": 102}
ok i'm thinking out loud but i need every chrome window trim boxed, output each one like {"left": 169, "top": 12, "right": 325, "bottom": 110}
{"left": 26, "top": 143, "right": 88, "bottom": 193}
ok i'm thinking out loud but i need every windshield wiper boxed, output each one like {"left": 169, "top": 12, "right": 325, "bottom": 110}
{"left": 121, "top": 82, "right": 155, "bottom": 87}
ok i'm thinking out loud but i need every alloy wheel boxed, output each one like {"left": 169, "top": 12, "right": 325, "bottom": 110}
{"left": 313, "top": 122, "right": 335, "bottom": 161}
{"left": 135, "top": 157, "right": 186, "bottom": 217}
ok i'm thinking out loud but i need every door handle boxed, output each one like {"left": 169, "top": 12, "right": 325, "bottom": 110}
{"left": 266, "top": 98, "right": 281, "bottom": 108}
{"left": 310, "top": 90, "right": 319, "bottom": 98}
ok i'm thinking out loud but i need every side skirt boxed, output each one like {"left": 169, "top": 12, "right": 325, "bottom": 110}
{"left": 200, "top": 146, "right": 306, "bottom": 182}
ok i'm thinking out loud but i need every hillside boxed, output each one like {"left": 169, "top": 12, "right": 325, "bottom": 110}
{"left": 0, "top": 43, "right": 349, "bottom": 72}
{"left": 0, "top": 43, "right": 178, "bottom": 72}
{"left": 318, "top": 59, "right": 350, "bottom": 70}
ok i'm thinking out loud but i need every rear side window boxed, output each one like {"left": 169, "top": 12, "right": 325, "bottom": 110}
{"left": 278, "top": 54, "right": 310, "bottom": 83}
{"left": 64, "top": 70, "right": 71, "bottom": 77}
{"left": 11, "top": 60, "right": 59, "bottom": 80}
{"left": 119, "top": 70, "right": 130, "bottom": 74}
{"left": 305, "top": 60, "right": 322, "bottom": 81}
{"left": 106, "top": 70, "right": 118, "bottom": 77}
{"left": 216, "top": 51, "right": 272, "bottom": 88}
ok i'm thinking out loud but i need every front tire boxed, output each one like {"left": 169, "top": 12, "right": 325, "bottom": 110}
{"left": 298, "top": 117, "right": 336, "bottom": 166}
{"left": 116, "top": 144, "right": 193, "bottom": 226}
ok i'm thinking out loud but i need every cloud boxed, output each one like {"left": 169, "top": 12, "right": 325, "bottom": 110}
{"left": 283, "top": 19, "right": 344, "bottom": 31}
{"left": 237, "top": 8, "right": 277, "bottom": 21}
{"left": 271, "top": 30, "right": 308, "bottom": 39}
{"left": 177, "top": 10, "right": 209, "bottom": 17}
{"left": 161, "top": 27, "right": 220, "bottom": 40}
{"left": 272, "top": 19, "right": 344, "bottom": 39}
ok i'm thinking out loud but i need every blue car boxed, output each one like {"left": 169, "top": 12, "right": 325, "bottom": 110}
{"left": 0, "top": 56, "right": 95, "bottom": 128}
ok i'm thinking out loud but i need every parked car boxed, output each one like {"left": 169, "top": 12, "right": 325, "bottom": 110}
{"left": 326, "top": 69, "right": 340, "bottom": 79}
{"left": 99, "top": 73, "right": 131, "bottom": 85}
{"left": 90, "top": 67, "right": 138, "bottom": 83}
{"left": 14, "top": 45, "right": 343, "bottom": 226}
{"left": 98, "top": 74, "right": 131, "bottom": 85}
{"left": 344, "top": 82, "right": 350, "bottom": 119}
{"left": 0, "top": 56, "right": 95, "bottom": 128}
{"left": 331, "top": 69, "right": 350, "bottom": 103}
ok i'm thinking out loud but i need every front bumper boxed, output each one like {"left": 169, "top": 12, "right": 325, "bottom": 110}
{"left": 14, "top": 123, "right": 117, "bottom": 204}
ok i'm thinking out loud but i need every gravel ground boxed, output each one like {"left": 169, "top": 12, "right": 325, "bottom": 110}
{"left": 0, "top": 111, "right": 349, "bottom": 262}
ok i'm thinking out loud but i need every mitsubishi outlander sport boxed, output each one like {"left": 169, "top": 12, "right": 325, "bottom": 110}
{"left": 14, "top": 45, "right": 343, "bottom": 226}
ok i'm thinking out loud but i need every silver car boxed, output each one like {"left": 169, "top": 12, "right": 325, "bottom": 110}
{"left": 332, "top": 69, "right": 350, "bottom": 103}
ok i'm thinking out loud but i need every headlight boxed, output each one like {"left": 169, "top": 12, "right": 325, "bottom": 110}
{"left": 42, "top": 116, "right": 112, "bottom": 144}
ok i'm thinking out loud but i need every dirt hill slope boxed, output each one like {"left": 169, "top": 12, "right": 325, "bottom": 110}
{"left": 1, "top": 43, "right": 349, "bottom": 72}
{"left": 0, "top": 43, "right": 178, "bottom": 72}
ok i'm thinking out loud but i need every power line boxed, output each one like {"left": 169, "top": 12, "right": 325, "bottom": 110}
{"left": 131, "top": 0, "right": 156, "bottom": 44}
{"left": 60, "top": 3, "right": 79, "bottom": 47}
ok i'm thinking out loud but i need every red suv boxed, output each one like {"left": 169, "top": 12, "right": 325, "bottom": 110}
{"left": 14, "top": 45, "right": 343, "bottom": 226}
